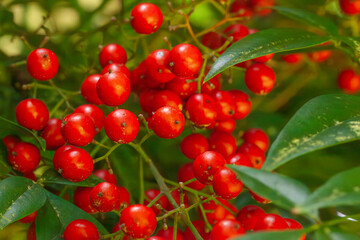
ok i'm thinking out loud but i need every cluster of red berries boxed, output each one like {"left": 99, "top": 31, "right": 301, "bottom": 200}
{"left": 339, "top": 0, "right": 360, "bottom": 15}
{"left": 229, "top": 0, "right": 275, "bottom": 17}
{"left": 337, "top": 68, "right": 360, "bottom": 94}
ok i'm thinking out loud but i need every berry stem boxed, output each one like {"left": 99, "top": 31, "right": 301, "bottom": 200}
{"left": 93, "top": 144, "right": 122, "bottom": 163}
{"left": 139, "top": 157, "right": 145, "bottom": 204}
{"left": 48, "top": 80, "right": 74, "bottom": 110}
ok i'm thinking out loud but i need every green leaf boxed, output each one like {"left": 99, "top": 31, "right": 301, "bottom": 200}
{"left": 39, "top": 169, "right": 104, "bottom": 187}
{"left": 231, "top": 230, "right": 305, "bottom": 240}
{"left": 228, "top": 165, "right": 310, "bottom": 211}
{"left": 273, "top": 6, "right": 338, "bottom": 35}
{"left": 205, "top": 28, "right": 330, "bottom": 81}
{"left": 338, "top": 36, "right": 360, "bottom": 63}
{"left": 0, "top": 176, "right": 47, "bottom": 230}
{"left": 315, "top": 229, "right": 360, "bottom": 240}
{"left": 299, "top": 167, "right": 360, "bottom": 212}
{"left": 36, "top": 191, "right": 108, "bottom": 240}
{"left": 0, "top": 116, "right": 46, "bottom": 151}
{"left": 263, "top": 94, "right": 360, "bottom": 171}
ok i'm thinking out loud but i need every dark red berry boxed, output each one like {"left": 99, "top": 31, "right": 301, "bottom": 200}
{"left": 139, "top": 90, "right": 158, "bottom": 114}
{"left": 8, "top": 142, "right": 40, "bottom": 173}
{"left": 242, "top": 128, "right": 270, "bottom": 152}
{"left": 63, "top": 219, "right": 99, "bottom": 240}
{"left": 3, "top": 135, "right": 21, "bottom": 151}
{"left": 178, "top": 163, "right": 206, "bottom": 190}
{"left": 99, "top": 44, "right": 127, "bottom": 67}
{"left": 23, "top": 171, "right": 37, "bottom": 181}
{"left": 253, "top": 214, "right": 289, "bottom": 231}
{"left": 215, "top": 118, "right": 236, "bottom": 133}
{"left": 238, "top": 142, "right": 265, "bottom": 169}
{"left": 93, "top": 169, "right": 117, "bottom": 185}
{"left": 282, "top": 54, "right": 303, "bottom": 64}
{"left": 249, "top": 0, "right": 274, "bottom": 16}
{"left": 209, "top": 131, "right": 237, "bottom": 158}
{"left": 227, "top": 153, "right": 252, "bottom": 167}
{"left": 245, "top": 63, "right": 276, "bottom": 95}
{"left": 61, "top": 113, "right": 95, "bottom": 146}
{"left": 339, "top": 0, "right": 360, "bottom": 14}
{"left": 213, "top": 167, "right": 243, "bottom": 199}
{"left": 27, "top": 222, "right": 37, "bottom": 240}
{"left": 236, "top": 205, "right": 266, "bottom": 231}
{"left": 16, "top": 98, "right": 49, "bottom": 131}
{"left": 153, "top": 90, "right": 183, "bottom": 111}
{"left": 229, "top": 90, "right": 251, "bottom": 120}
{"left": 27, "top": 48, "right": 58, "bottom": 81}
{"left": 101, "top": 63, "right": 131, "bottom": 79}
{"left": 337, "top": 69, "right": 360, "bottom": 94}
{"left": 193, "top": 151, "right": 226, "bottom": 185}
{"left": 144, "top": 189, "right": 169, "bottom": 215}
{"left": 90, "top": 182, "right": 120, "bottom": 212}
{"left": 74, "top": 104, "right": 105, "bottom": 134}
{"left": 146, "top": 49, "right": 175, "bottom": 83}
{"left": 104, "top": 109, "right": 139, "bottom": 144}
{"left": 166, "top": 76, "right": 197, "bottom": 100}
{"left": 40, "top": 118, "right": 66, "bottom": 150}
{"left": 180, "top": 133, "right": 209, "bottom": 159}
{"left": 185, "top": 94, "right": 217, "bottom": 127}
{"left": 151, "top": 106, "right": 185, "bottom": 139}
{"left": 81, "top": 74, "right": 103, "bottom": 105}
{"left": 74, "top": 187, "right": 98, "bottom": 214}
{"left": 157, "top": 227, "right": 184, "bottom": 240}
{"left": 230, "top": 0, "right": 254, "bottom": 18}
{"left": 19, "top": 211, "right": 37, "bottom": 223}
{"left": 120, "top": 204, "right": 157, "bottom": 239}
{"left": 201, "top": 32, "right": 226, "bottom": 50}
{"left": 210, "top": 219, "right": 245, "bottom": 240}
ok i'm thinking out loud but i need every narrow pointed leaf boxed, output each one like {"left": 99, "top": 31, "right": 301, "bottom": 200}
{"left": 39, "top": 169, "right": 103, "bottom": 187}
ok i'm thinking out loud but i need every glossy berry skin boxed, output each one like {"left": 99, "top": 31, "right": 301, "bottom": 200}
{"left": 146, "top": 49, "right": 175, "bottom": 83}
{"left": 93, "top": 169, "right": 117, "bottom": 185}
{"left": 104, "top": 109, "right": 139, "bottom": 144}
{"left": 178, "top": 163, "right": 206, "bottom": 190}
{"left": 337, "top": 69, "right": 360, "bottom": 94}
{"left": 215, "top": 119, "right": 236, "bottom": 133}
{"left": 201, "top": 75, "right": 221, "bottom": 95}
{"left": 227, "top": 153, "right": 253, "bottom": 167}
{"left": 166, "top": 76, "right": 197, "bottom": 100}
{"left": 19, "top": 211, "right": 37, "bottom": 223}
{"left": 339, "top": 0, "right": 360, "bottom": 14}
{"left": 183, "top": 220, "right": 211, "bottom": 240}
{"left": 224, "top": 24, "right": 249, "bottom": 42}
{"left": 282, "top": 53, "right": 303, "bottom": 64}
{"left": 61, "top": 113, "right": 95, "bottom": 146}
{"left": 130, "top": 3, "right": 163, "bottom": 34}
{"left": 193, "top": 151, "right": 226, "bottom": 185}
{"left": 27, "top": 48, "right": 58, "bottom": 81}
{"left": 230, "top": 0, "right": 254, "bottom": 18}
{"left": 201, "top": 198, "right": 237, "bottom": 225}
{"left": 211, "top": 90, "right": 235, "bottom": 121}
{"left": 147, "top": 237, "right": 167, "bottom": 240}
{"left": 40, "top": 118, "right": 66, "bottom": 150}
{"left": 167, "top": 43, "right": 203, "bottom": 78}
{"left": 139, "top": 90, "right": 158, "bottom": 114}
{"left": 63, "top": 219, "right": 99, "bottom": 240}
{"left": 74, "top": 105, "right": 105, "bottom": 134}
{"left": 153, "top": 90, "right": 183, "bottom": 111}
{"left": 90, "top": 182, "right": 120, "bottom": 212}
{"left": 242, "top": 128, "right": 270, "bottom": 152}
{"left": 151, "top": 106, "right": 185, "bottom": 139}
{"left": 120, "top": 204, "right": 157, "bottom": 239}
{"left": 16, "top": 98, "right": 49, "bottom": 131}
{"left": 180, "top": 133, "right": 209, "bottom": 159}
{"left": 249, "top": 190, "right": 272, "bottom": 204}
{"left": 24, "top": 171, "right": 37, "bottom": 181}
{"left": 8, "top": 142, "right": 40, "bottom": 173}
{"left": 209, "top": 131, "right": 237, "bottom": 158}
{"left": 238, "top": 142, "right": 265, "bottom": 169}
{"left": 53, "top": 146, "right": 94, "bottom": 182}
{"left": 249, "top": 0, "right": 274, "bottom": 16}
{"left": 74, "top": 187, "right": 98, "bottom": 214}
{"left": 253, "top": 214, "right": 289, "bottom": 231}
{"left": 236, "top": 205, "right": 266, "bottom": 231}
{"left": 157, "top": 227, "right": 184, "bottom": 240}
{"left": 308, "top": 50, "right": 332, "bottom": 63}
{"left": 99, "top": 43, "right": 127, "bottom": 67}
{"left": 210, "top": 219, "right": 245, "bottom": 240}
{"left": 27, "top": 222, "right": 37, "bottom": 240}
{"left": 144, "top": 189, "right": 169, "bottom": 215}
{"left": 185, "top": 94, "right": 217, "bottom": 127}
{"left": 116, "top": 186, "right": 131, "bottom": 209}
{"left": 96, "top": 71, "right": 131, "bottom": 106}
{"left": 81, "top": 74, "right": 103, "bottom": 105}
{"left": 229, "top": 90, "right": 251, "bottom": 120}
{"left": 285, "top": 218, "right": 306, "bottom": 240}
{"left": 101, "top": 63, "right": 131, "bottom": 79}
{"left": 213, "top": 167, "right": 243, "bottom": 199}
{"left": 3, "top": 135, "right": 21, "bottom": 151}
{"left": 201, "top": 32, "right": 225, "bottom": 50}
{"left": 245, "top": 63, "right": 276, "bottom": 95}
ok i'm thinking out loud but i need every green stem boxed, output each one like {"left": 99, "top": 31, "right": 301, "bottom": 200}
{"left": 49, "top": 98, "right": 65, "bottom": 117}
{"left": 48, "top": 80, "right": 74, "bottom": 110}
{"left": 197, "top": 57, "right": 208, "bottom": 93}
{"left": 93, "top": 144, "right": 122, "bottom": 163}
{"left": 173, "top": 212, "right": 179, "bottom": 240}
{"left": 90, "top": 135, "right": 109, "bottom": 157}
{"left": 139, "top": 157, "right": 145, "bottom": 204}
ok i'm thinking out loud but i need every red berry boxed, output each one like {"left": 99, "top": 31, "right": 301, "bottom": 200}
{"left": 27, "top": 48, "right": 58, "bottom": 81}
{"left": 211, "top": 90, "right": 235, "bottom": 121}
{"left": 16, "top": 98, "right": 49, "bottom": 131}
{"left": 253, "top": 53, "right": 274, "bottom": 63}
{"left": 27, "top": 222, "right": 37, "bottom": 240}
{"left": 230, "top": 0, "right": 254, "bottom": 18}
{"left": 167, "top": 44, "right": 203, "bottom": 78}
{"left": 8, "top": 142, "right": 40, "bottom": 173}
{"left": 104, "top": 109, "right": 139, "bottom": 144}
{"left": 63, "top": 219, "right": 99, "bottom": 240}
{"left": 61, "top": 113, "right": 95, "bottom": 146}
{"left": 227, "top": 153, "right": 252, "bottom": 167}
{"left": 308, "top": 50, "right": 332, "bottom": 63}
{"left": 146, "top": 49, "right": 175, "bottom": 83}
{"left": 40, "top": 118, "right": 66, "bottom": 150}
{"left": 201, "top": 75, "right": 221, "bottom": 95}
{"left": 157, "top": 227, "right": 184, "bottom": 240}
{"left": 253, "top": 214, "right": 289, "bottom": 231}
{"left": 120, "top": 204, "right": 157, "bottom": 239}
{"left": 99, "top": 44, "right": 127, "bottom": 67}
{"left": 249, "top": 190, "right": 272, "bottom": 204}
{"left": 209, "top": 131, "right": 237, "bottom": 158}
{"left": 96, "top": 71, "right": 131, "bottom": 106}
{"left": 337, "top": 69, "right": 360, "bottom": 94}
{"left": 147, "top": 237, "right": 167, "bottom": 240}
{"left": 24, "top": 171, "right": 37, "bottom": 181}
{"left": 19, "top": 211, "right": 37, "bottom": 223}
{"left": 201, "top": 198, "right": 237, "bottom": 225}
{"left": 153, "top": 90, "right": 183, "bottom": 111}
{"left": 130, "top": 3, "right": 163, "bottom": 34}
{"left": 166, "top": 189, "right": 190, "bottom": 210}
{"left": 139, "top": 90, "right": 158, "bottom": 114}
{"left": 178, "top": 163, "right": 206, "bottom": 190}
{"left": 116, "top": 186, "right": 131, "bottom": 209}
{"left": 213, "top": 167, "right": 243, "bottom": 199}
{"left": 81, "top": 74, "right": 103, "bottom": 105}
{"left": 3, "top": 135, "right": 21, "bottom": 151}
{"left": 90, "top": 182, "right": 120, "bottom": 212}
{"left": 339, "top": 0, "right": 360, "bottom": 14}
{"left": 185, "top": 94, "right": 217, "bottom": 127}
{"left": 210, "top": 219, "right": 245, "bottom": 240}
{"left": 166, "top": 76, "right": 197, "bottom": 100}
{"left": 180, "top": 133, "right": 209, "bottom": 159}
{"left": 151, "top": 106, "right": 185, "bottom": 139}
{"left": 215, "top": 119, "right": 236, "bottom": 133}
{"left": 74, "top": 187, "right": 98, "bottom": 214}
{"left": 53, "top": 146, "right": 93, "bottom": 182}
{"left": 242, "top": 128, "right": 270, "bottom": 152}
{"left": 236, "top": 205, "right": 266, "bottom": 231}
{"left": 93, "top": 169, "right": 117, "bottom": 185}
{"left": 238, "top": 142, "right": 265, "bottom": 169}
{"left": 224, "top": 24, "right": 249, "bottom": 42}
{"left": 245, "top": 63, "right": 276, "bottom": 95}
{"left": 201, "top": 32, "right": 226, "bottom": 50}
{"left": 74, "top": 104, "right": 105, "bottom": 134}
{"left": 101, "top": 63, "right": 131, "bottom": 79}
{"left": 193, "top": 151, "right": 226, "bottom": 185}
{"left": 144, "top": 189, "right": 169, "bottom": 215}
{"left": 130, "top": 61, "right": 148, "bottom": 92}
{"left": 249, "top": 0, "right": 274, "bottom": 16}
{"left": 183, "top": 220, "right": 211, "bottom": 240}
{"left": 282, "top": 54, "right": 303, "bottom": 64}
{"left": 229, "top": 90, "right": 251, "bottom": 120}
{"left": 285, "top": 218, "right": 306, "bottom": 240}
